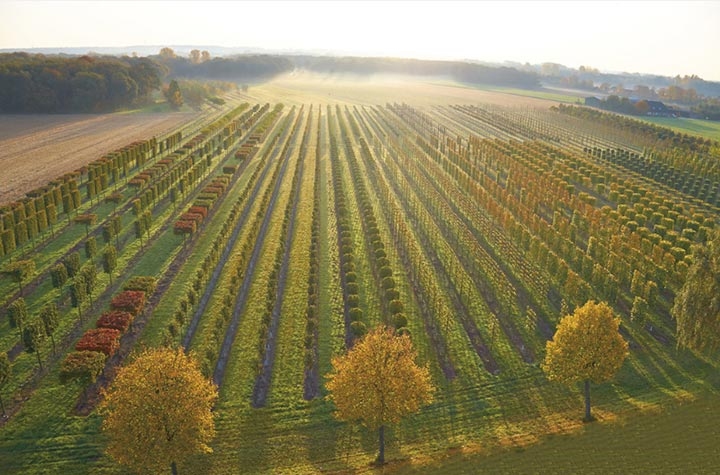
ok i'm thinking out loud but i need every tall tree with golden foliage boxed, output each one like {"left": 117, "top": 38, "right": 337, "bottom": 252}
{"left": 100, "top": 347, "right": 217, "bottom": 474}
{"left": 672, "top": 230, "right": 720, "bottom": 353}
{"left": 165, "top": 80, "right": 183, "bottom": 109}
{"left": 542, "top": 300, "right": 628, "bottom": 422}
{"left": 326, "top": 326, "right": 434, "bottom": 465}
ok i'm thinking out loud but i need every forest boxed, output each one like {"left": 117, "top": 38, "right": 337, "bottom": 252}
{"left": 0, "top": 53, "right": 160, "bottom": 113}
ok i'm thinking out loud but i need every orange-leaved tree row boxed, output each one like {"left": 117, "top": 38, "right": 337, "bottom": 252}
{"left": 100, "top": 347, "right": 218, "bottom": 475}
{"left": 326, "top": 325, "right": 434, "bottom": 465}
{"left": 542, "top": 300, "right": 628, "bottom": 422}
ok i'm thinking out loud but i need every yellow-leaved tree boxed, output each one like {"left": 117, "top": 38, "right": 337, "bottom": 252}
{"left": 672, "top": 229, "right": 720, "bottom": 353}
{"left": 100, "top": 347, "right": 218, "bottom": 474}
{"left": 542, "top": 300, "right": 628, "bottom": 422}
{"left": 325, "top": 326, "right": 434, "bottom": 465}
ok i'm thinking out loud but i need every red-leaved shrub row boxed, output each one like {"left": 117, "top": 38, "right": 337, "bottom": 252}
{"left": 61, "top": 280, "right": 154, "bottom": 383}
{"left": 173, "top": 219, "right": 196, "bottom": 235}
{"left": 110, "top": 290, "right": 146, "bottom": 316}
{"left": 96, "top": 310, "right": 134, "bottom": 332}
{"left": 173, "top": 174, "right": 232, "bottom": 235}
{"left": 75, "top": 328, "right": 121, "bottom": 355}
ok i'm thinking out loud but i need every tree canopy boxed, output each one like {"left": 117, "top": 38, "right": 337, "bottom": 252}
{"left": 0, "top": 53, "right": 160, "bottom": 113}
{"left": 100, "top": 347, "right": 218, "bottom": 474}
{"left": 542, "top": 300, "right": 628, "bottom": 421}
{"left": 672, "top": 230, "right": 720, "bottom": 353}
{"left": 164, "top": 79, "right": 183, "bottom": 109}
{"left": 325, "top": 326, "right": 434, "bottom": 464}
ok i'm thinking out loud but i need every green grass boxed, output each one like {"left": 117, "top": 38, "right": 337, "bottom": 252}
{"left": 394, "top": 392, "right": 720, "bottom": 474}
{"left": 486, "top": 86, "right": 584, "bottom": 104}
{"left": 636, "top": 116, "right": 720, "bottom": 141}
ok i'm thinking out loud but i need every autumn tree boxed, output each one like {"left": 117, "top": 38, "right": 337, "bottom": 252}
{"left": 672, "top": 230, "right": 720, "bottom": 353}
{"left": 165, "top": 80, "right": 183, "bottom": 109}
{"left": 159, "top": 47, "right": 176, "bottom": 59}
{"left": 103, "top": 245, "right": 117, "bottom": 284}
{"left": 39, "top": 302, "right": 60, "bottom": 354}
{"left": 2, "top": 259, "right": 35, "bottom": 295}
{"left": 8, "top": 297, "right": 28, "bottom": 338}
{"left": 325, "top": 326, "right": 434, "bottom": 465}
{"left": 189, "top": 49, "right": 201, "bottom": 64}
{"left": 85, "top": 236, "right": 97, "bottom": 260}
{"left": 0, "top": 352, "right": 10, "bottom": 416}
{"left": 100, "top": 347, "right": 218, "bottom": 475}
{"left": 23, "top": 317, "right": 46, "bottom": 370}
{"left": 542, "top": 300, "right": 628, "bottom": 422}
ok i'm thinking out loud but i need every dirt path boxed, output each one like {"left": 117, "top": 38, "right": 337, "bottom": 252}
{"left": 0, "top": 111, "right": 196, "bottom": 205}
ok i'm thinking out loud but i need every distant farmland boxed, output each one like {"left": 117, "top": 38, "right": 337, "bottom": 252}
{"left": 0, "top": 77, "right": 718, "bottom": 473}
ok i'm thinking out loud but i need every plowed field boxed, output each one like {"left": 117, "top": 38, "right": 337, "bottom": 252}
{"left": 0, "top": 111, "right": 197, "bottom": 204}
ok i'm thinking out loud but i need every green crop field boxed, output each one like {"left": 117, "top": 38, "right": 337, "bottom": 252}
{"left": 638, "top": 116, "right": 720, "bottom": 141}
{"left": 0, "top": 78, "right": 718, "bottom": 474}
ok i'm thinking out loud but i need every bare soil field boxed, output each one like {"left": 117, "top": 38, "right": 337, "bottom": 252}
{"left": 242, "top": 70, "right": 558, "bottom": 108}
{"left": 0, "top": 111, "right": 197, "bottom": 205}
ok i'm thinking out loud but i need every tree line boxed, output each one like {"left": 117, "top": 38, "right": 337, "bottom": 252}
{"left": 0, "top": 49, "right": 541, "bottom": 114}
{"left": 0, "top": 53, "right": 160, "bottom": 113}
{"left": 293, "top": 55, "right": 539, "bottom": 88}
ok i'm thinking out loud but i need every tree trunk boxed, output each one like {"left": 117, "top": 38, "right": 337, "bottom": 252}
{"left": 376, "top": 425, "right": 385, "bottom": 465}
{"left": 171, "top": 461, "right": 178, "bottom": 475}
{"left": 0, "top": 394, "right": 5, "bottom": 416}
{"left": 583, "top": 379, "right": 594, "bottom": 422}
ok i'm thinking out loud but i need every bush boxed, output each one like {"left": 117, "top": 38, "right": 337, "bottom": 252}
{"left": 96, "top": 311, "right": 134, "bottom": 333}
{"left": 60, "top": 351, "right": 106, "bottom": 383}
{"left": 349, "top": 307, "right": 363, "bottom": 322}
{"left": 76, "top": 328, "right": 121, "bottom": 356}
{"left": 379, "top": 266, "right": 392, "bottom": 278}
{"left": 350, "top": 321, "right": 367, "bottom": 338}
{"left": 347, "top": 294, "right": 360, "bottom": 308}
{"left": 392, "top": 313, "right": 408, "bottom": 329}
{"left": 385, "top": 289, "right": 400, "bottom": 301}
{"left": 389, "top": 299, "right": 404, "bottom": 315}
{"left": 110, "top": 290, "right": 146, "bottom": 316}
{"left": 123, "top": 276, "right": 157, "bottom": 295}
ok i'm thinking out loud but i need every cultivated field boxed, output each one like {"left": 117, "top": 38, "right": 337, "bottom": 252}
{"left": 0, "top": 76, "right": 718, "bottom": 474}
{"left": 0, "top": 111, "right": 199, "bottom": 204}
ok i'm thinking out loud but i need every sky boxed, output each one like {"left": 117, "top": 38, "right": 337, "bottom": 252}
{"left": 1, "top": 0, "right": 719, "bottom": 81}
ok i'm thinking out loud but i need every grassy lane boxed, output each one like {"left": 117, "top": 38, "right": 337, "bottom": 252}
{"left": 314, "top": 107, "right": 346, "bottom": 386}
{"left": 269, "top": 107, "right": 317, "bottom": 406}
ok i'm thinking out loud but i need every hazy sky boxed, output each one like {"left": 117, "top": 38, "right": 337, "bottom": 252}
{"left": 1, "top": 1, "right": 719, "bottom": 80}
